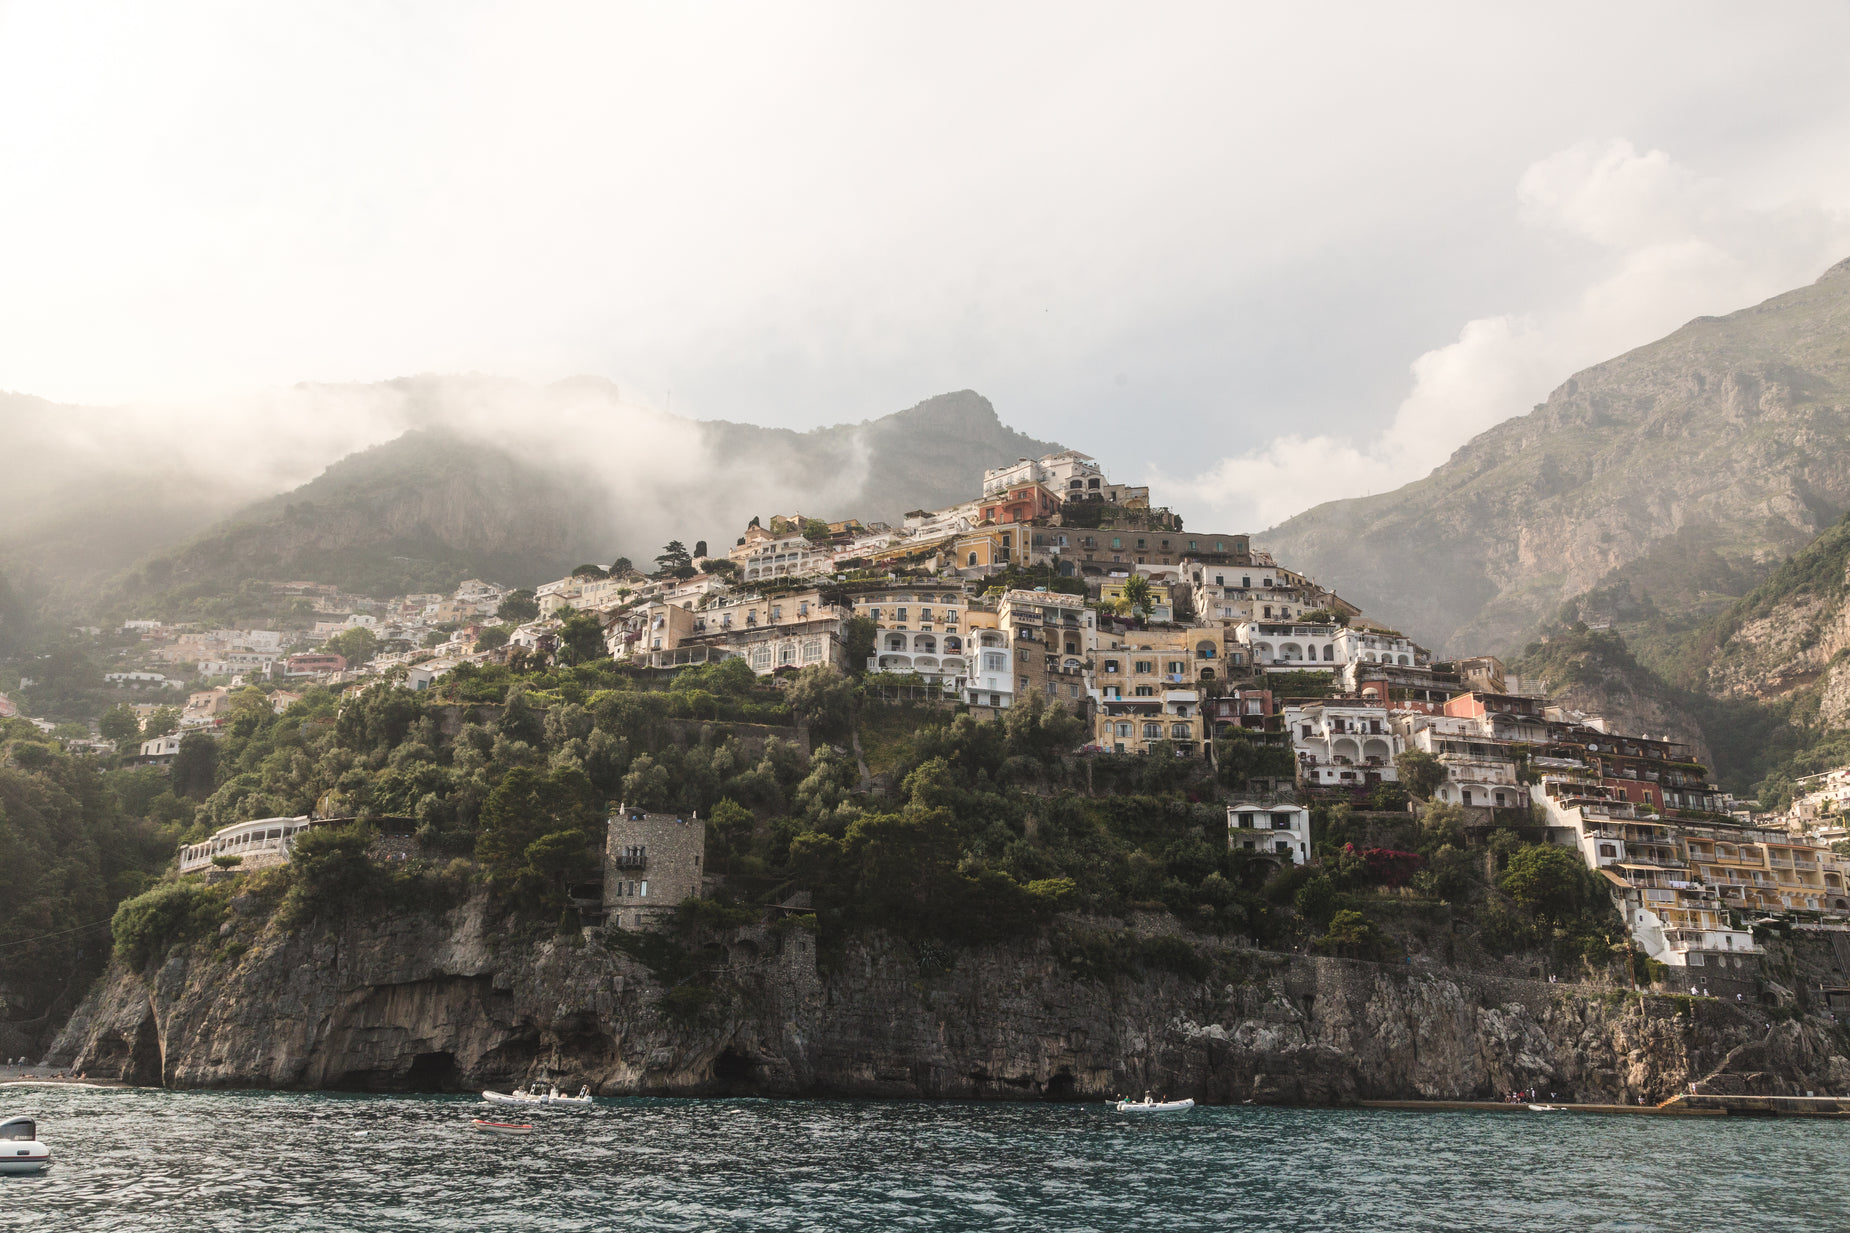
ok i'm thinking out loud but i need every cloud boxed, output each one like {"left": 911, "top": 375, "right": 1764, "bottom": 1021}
{"left": 1162, "top": 139, "right": 1850, "bottom": 532}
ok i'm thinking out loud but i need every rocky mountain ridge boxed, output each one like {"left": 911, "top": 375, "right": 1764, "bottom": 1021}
{"left": 1260, "top": 257, "right": 1850, "bottom": 658}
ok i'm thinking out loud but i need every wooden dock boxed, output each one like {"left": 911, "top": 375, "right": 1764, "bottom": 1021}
{"left": 1360, "top": 1095, "right": 1848, "bottom": 1118}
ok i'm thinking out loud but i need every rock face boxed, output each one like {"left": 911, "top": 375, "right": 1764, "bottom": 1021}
{"left": 48, "top": 896, "right": 1850, "bottom": 1104}
{"left": 1702, "top": 514, "right": 1850, "bottom": 726}
{"left": 1260, "top": 258, "right": 1850, "bottom": 656}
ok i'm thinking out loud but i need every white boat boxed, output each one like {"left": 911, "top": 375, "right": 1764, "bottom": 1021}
{"left": 1114, "top": 1097, "right": 1195, "bottom": 1113}
{"left": 1527, "top": 1103, "right": 1565, "bottom": 1112}
{"left": 481, "top": 1084, "right": 594, "bottom": 1108}
{"left": 471, "top": 1119, "right": 533, "bottom": 1135}
{"left": 0, "top": 1116, "right": 51, "bottom": 1173}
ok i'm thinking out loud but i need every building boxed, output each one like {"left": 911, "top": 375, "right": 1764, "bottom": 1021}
{"left": 856, "top": 584, "right": 982, "bottom": 692}
{"left": 603, "top": 806, "right": 707, "bottom": 929}
{"left": 138, "top": 733, "right": 184, "bottom": 763}
{"left": 284, "top": 652, "right": 348, "bottom": 677}
{"left": 1228, "top": 802, "right": 1311, "bottom": 864}
{"left": 1283, "top": 701, "right": 1402, "bottom": 790}
{"left": 178, "top": 816, "right": 315, "bottom": 874}
{"left": 1093, "top": 624, "right": 1202, "bottom": 754}
{"left": 999, "top": 590, "right": 1096, "bottom": 713}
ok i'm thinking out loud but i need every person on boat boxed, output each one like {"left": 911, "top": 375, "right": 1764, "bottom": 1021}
{"left": 1142, "top": 1090, "right": 1153, "bottom": 1105}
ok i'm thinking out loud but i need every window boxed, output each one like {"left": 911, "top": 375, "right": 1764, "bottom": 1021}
{"left": 751, "top": 645, "right": 772, "bottom": 669}
{"left": 896, "top": 608, "right": 907, "bottom": 621}
{"left": 1111, "top": 537, "right": 1122, "bottom": 549}
{"left": 968, "top": 552, "right": 979, "bottom": 567}
{"left": 802, "top": 638, "right": 822, "bottom": 662}
{"left": 1115, "top": 722, "right": 1131, "bottom": 738}
{"left": 771, "top": 605, "right": 782, "bottom": 620}
{"left": 1136, "top": 539, "right": 1146, "bottom": 550}
{"left": 920, "top": 607, "right": 932, "bottom": 621}
{"left": 1171, "top": 723, "right": 1190, "bottom": 738}
{"left": 990, "top": 693, "right": 1002, "bottom": 706}
{"left": 779, "top": 644, "right": 797, "bottom": 665}
{"left": 1143, "top": 723, "right": 1162, "bottom": 739}
{"left": 639, "top": 881, "right": 648, "bottom": 897}
{"left": 1134, "top": 685, "right": 1154, "bottom": 697}
{"left": 1166, "top": 661, "right": 1185, "bottom": 675}
{"left": 1135, "top": 660, "right": 1153, "bottom": 673}
{"left": 1019, "top": 676, "right": 1029, "bottom": 690}
{"left": 1104, "top": 659, "right": 1119, "bottom": 673}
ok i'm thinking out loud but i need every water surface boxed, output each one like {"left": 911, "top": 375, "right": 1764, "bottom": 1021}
{"left": 1, "top": 1087, "right": 1844, "bottom": 1231}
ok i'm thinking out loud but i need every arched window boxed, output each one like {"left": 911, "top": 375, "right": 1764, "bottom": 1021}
{"left": 1322, "top": 645, "right": 1334, "bottom": 661}
{"left": 968, "top": 551, "right": 979, "bottom": 567}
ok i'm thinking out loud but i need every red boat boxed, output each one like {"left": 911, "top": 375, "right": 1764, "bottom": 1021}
{"left": 470, "top": 1118, "right": 534, "bottom": 1135}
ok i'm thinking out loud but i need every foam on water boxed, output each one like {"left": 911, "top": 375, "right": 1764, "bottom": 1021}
{"left": 1, "top": 1087, "right": 1845, "bottom": 1231}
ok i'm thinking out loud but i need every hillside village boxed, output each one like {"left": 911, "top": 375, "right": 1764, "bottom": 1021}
{"left": 45, "top": 448, "right": 1850, "bottom": 991}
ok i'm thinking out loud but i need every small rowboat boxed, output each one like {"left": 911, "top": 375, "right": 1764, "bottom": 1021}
{"left": 471, "top": 1119, "right": 534, "bottom": 1135}
{"left": 1527, "top": 1104, "right": 1565, "bottom": 1112}
{"left": 1114, "top": 1098, "right": 1195, "bottom": 1113}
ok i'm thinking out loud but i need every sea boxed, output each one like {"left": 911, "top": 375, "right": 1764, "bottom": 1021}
{"left": 1, "top": 1086, "right": 1845, "bottom": 1231}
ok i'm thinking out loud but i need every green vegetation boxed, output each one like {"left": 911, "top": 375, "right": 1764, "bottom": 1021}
{"left": 1, "top": 722, "right": 175, "bottom": 1031}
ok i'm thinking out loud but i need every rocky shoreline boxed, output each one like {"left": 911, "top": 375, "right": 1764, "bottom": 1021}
{"left": 45, "top": 893, "right": 1850, "bottom": 1105}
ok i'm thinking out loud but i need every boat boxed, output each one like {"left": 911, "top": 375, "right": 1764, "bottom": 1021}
{"left": 1113, "top": 1097, "right": 1195, "bottom": 1113}
{"left": 0, "top": 1116, "right": 51, "bottom": 1173}
{"left": 470, "top": 1119, "right": 534, "bottom": 1135}
{"left": 1527, "top": 1103, "right": 1565, "bottom": 1112}
{"left": 481, "top": 1083, "right": 594, "bottom": 1108}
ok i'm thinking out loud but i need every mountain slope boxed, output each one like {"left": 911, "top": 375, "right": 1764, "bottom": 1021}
{"left": 119, "top": 387, "right": 1061, "bottom": 603}
{"left": 129, "top": 429, "right": 613, "bottom": 600}
{"left": 1258, "top": 257, "right": 1850, "bottom": 656}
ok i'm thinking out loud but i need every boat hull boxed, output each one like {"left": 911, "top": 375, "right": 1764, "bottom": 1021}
{"left": 0, "top": 1151, "right": 51, "bottom": 1174}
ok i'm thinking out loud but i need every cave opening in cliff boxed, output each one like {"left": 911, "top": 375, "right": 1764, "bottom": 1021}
{"left": 713, "top": 1047, "right": 758, "bottom": 1092}
{"left": 1043, "top": 1069, "right": 1078, "bottom": 1101}
{"left": 406, "top": 1050, "right": 461, "bottom": 1092}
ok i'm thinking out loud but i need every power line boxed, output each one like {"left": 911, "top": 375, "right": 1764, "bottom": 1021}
{"left": 0, "top": 918, "right": 114, "bottom": 956}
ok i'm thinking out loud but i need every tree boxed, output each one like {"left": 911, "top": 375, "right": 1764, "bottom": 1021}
{"left": 803, "top": 518, "right": 832, "bottom": 542}
{"left": 1395, "top": 749, "right": 1445, "bottom": 800}
{"left": 571, "top": 563, "right": 609, "bottom": 579}
{"left": 172, "top": 732, "right": 219, "bottom": 800}
{"left": 142, "top": 705, "right": 181, "bottom": 737}
{"left": 655, "top": 541, "right": 693, "bottom": 574}
{"left": 609, "top": 556, "right": 634, "bottom": 576}
{"left": 99, "top": 704, "right": 141, "bottom": 745}
{"left": 1121, "top": 573, "right": 1152, "bottom": 613}
{"left": 788, "top": 665, "right": 855, "bottom": 742}
{"left": 691, "top": 542, "right": 707, "bottom": 560}
{"left": 474, "top": 625, "right": 512, "bottom": 652}
{"left": 1500, "top": 843, "right": 1589, "bottom": 923}
{"left": 421, "top": 630, "right": 450, "bottom": 648}
{"left": 555, "top": 611, "right": 607, "bottom": 666}
{"left": 497, "top": 590, "right": 540, "bottom": 622}
{"left": 325, "top": 627, "right": 378, "bottom": 666}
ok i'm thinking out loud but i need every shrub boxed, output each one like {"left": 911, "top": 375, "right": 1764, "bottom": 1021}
{"left": 1316, "top": 909, "right": 1380, "bottom": 957}
{"left": 112, "top": 883, "right": 225, "bottom": 969}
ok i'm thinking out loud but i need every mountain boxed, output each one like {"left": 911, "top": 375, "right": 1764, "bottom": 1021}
{"left": 1259, "top": 257, "right": 1850, "bottom": 658}
{"left": 114, "top": 385, "right": 1060, "bottom": 605}
{"left": 127, "top": 429, "right": 616, "bottom": 600}
{"left": 702, "top": 389, "right": 1060, "bottom": 524}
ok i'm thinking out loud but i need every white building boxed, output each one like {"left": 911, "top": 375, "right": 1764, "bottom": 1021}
{"left": 139, "top": 733, "right": 184, "bottom": 762}
{"left": 1236, "top": 620, "right": 1348, "bottom": 668}
{"left": 1227, "top": 802, "right": 1311, "bottom": 864}
{"left": 1282, "top": 702, "right": 1402, "bottom": 789}
{"left": 177, "top": 816, "right": 315, "bottom": 874}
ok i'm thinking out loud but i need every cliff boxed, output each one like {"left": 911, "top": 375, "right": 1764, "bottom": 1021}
{"left": 48, "top": 893, "right": 1850, "bottom": 1105}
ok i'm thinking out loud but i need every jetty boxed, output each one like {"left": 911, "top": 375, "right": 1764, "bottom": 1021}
{"left": 1360, "top": 1094, "right": 1850, "bottom": 1118}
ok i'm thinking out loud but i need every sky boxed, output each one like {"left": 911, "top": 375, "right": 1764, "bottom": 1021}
{"left": 3, "top": 1, "right": 1850, "bottom": 532}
